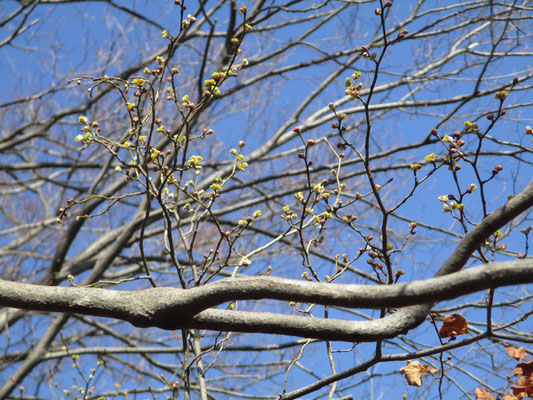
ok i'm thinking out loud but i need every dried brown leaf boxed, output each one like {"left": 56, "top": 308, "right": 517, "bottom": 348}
{"left": 505, "top": 344, "right": 528, "bottom": 362}
{"left": 514, "top": 360, "right": 533, "bottom": 377}
{"left": 399, "top": 360, "right": 438, "bottom": 387}
{"left": 512, "top": 375, "right": 533, "bottom": 398}
{"left": 439, "top": 313, "right": 468, "bottom": 338}
{"left": 501, "top": 391, "right": 519, "bottom": 400}
{"left": 475, "top": 387, "right": 495, "bottom": 400}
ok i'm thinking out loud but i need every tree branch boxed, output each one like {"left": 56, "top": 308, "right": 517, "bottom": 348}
{"left": 0, "top": 259, "right": 530, "bottom": 341}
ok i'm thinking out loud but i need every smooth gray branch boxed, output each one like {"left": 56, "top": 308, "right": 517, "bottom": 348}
{"left": 0, "top": 259, "right": 530, "bottom": 341}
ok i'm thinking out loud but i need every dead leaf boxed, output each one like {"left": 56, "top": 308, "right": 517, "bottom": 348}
{"left": 512, "top": 375, "right": 533, "bottom": 398}
{"left": 400, "top": 360, "right": 438, "bottom": 386}
{"left": 509, "top": 360, "right": 533, "bottom": 399}
{"left": 501, "top": 391, "right": 519, "bottom": 400}
{"left": 439, "top": 313, "right": 468, "bottom": 338}
{"left": 475, "top": 387, "right": 495, "bottom": 400}
{"left": 514, "top": 360, "right": 533, "bottom": 377}
{"left": 505, "top": 344, "right": 527, "bottom": 362}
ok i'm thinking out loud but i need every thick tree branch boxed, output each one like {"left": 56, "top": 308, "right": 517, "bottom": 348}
{"left": 0, "top": 259, "right": 530, "bottom": 341}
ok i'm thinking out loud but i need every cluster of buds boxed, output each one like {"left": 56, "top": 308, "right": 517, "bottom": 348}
{"left": 238, "top": 211, "right": 260, "bottom": 227}
{"left": 165, "top": 86, "right": 174, "bottom": 101}
{"left": 301, "top": 271, "right": 313, "bottom": 281}
{"left": 75, "top": 116, "right": 101, "bottom": 144}
{"left": 203, "top": 248, "right": 219, "bottom": 261}
{"left": 294, "top": 192, "right": 305, "bottom": 202}
{"left": 144, "top": 56, "right": 167, "bottom": 77}
{"left": 449, "top": 201, "right": 464, "bottom": 211}
{"left": 56, "top": 198, "right": 75, "bottom": 223}
{"left": 313, "top": 183, "right": 325, "bottom": 195}
{"left": 203, "top": 71, "right": 234, "bottom": 97}
{"left": 464, "top": 120, "right": 479, "bottom": 133}
{"left": 344, "top": 71, "right": 363, "bottom": 99}
{"left": 181, "top": 94, "right": 195, "bottom": 109}
{"left": 317, "top": 211, "right": 333, "bottom": 225}
{"left": 182, "top": 14, "right": 196, "bottom": 29}
{"left": 187, "top": 154, "right": 203, "bottom": 169}
{"left": 150, "top": 147, "right": 165, "bottom": 162}
{"left": 439, "top": 194, "right": 465, "bottom": 213}
{"left": 281, "top": 205, "right": 297, "bottom": 221}
{"left": 361, "top": 46, "right": 377, "bottom": 61}
{"left": 443, "top": 137, "right": 464, "bottom": 162}
{"left": 237, "top": 162, "right": 248, "bottom": 171}
{"left": 156, "top": 125, "right": 171, "bottom": 136}
{"left": 144, "top": 63, "right": 165, "bottom": 76}
{"left": 343, "top": 214, "right": 357, "bottom": 223}
{"left": 210, "top": 182, "right": 222, "bottom": 192}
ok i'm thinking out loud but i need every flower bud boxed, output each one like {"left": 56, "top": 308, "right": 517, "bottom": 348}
{"left": 494, "top": 91, "right": 509, "bottom": 100}
{"left": 397, "top": 29, "right": 408, "bottom": 40}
